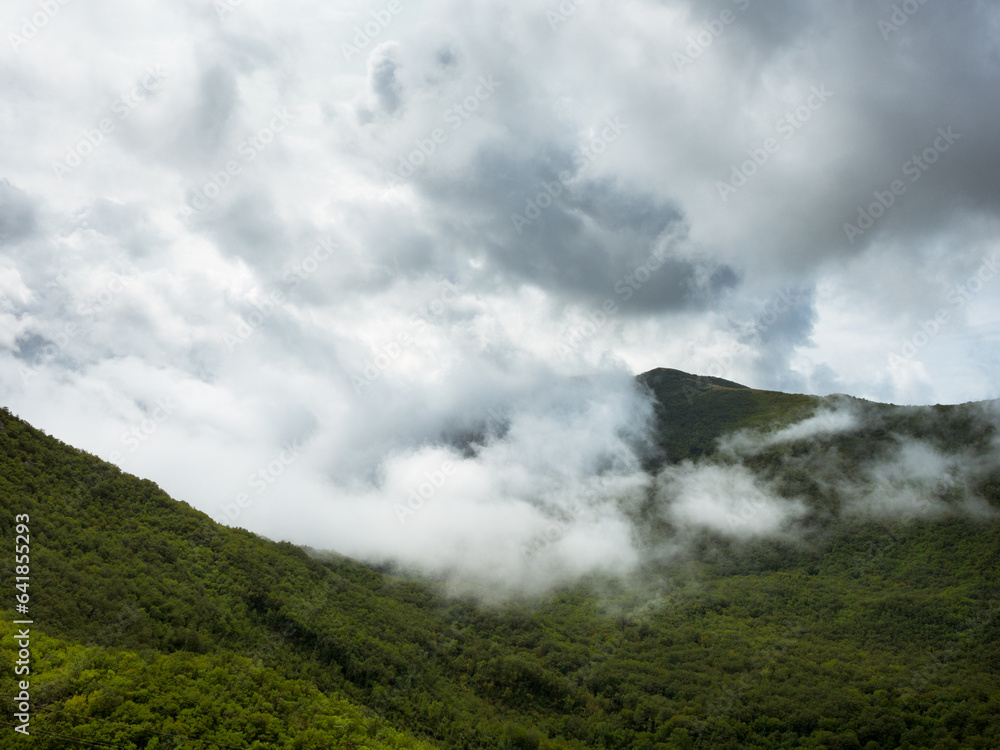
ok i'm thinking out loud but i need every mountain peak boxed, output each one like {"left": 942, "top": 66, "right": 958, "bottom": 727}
{"left": 636, "top": 367, "right": 751, "bottom": 392}
{"left": 635, "top": 367, "right": 817, "bottom": 464}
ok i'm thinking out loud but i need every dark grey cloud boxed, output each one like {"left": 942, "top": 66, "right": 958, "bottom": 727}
{"left": 0, "top": 180, "right": 38, "bottom": 245}
{"left": 166, "top": 63, "right": 242, "bottom": 166}
{"left": 388, "top": 132, "right": 737, "bottom": 311}
{"left": 368, "top": 43, "right": 404, "bottom": 115}
{"left": 746, "top": 286, "right": 818, "bottom": 393}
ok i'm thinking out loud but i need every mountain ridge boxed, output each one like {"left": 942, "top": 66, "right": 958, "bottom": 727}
{"left": 1, "top": 372, "right": 999, "bottom": 748}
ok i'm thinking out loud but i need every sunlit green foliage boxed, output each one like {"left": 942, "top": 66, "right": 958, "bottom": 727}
{"left": 0, "top": 620, "right": 441, "bottom": 749}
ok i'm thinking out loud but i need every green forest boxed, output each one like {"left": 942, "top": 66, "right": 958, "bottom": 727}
{"left": 1, "top": 368, "right": 998, "bottom": 748}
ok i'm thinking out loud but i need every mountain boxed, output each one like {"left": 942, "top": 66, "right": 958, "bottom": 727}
{"left": 636, "top": 367, "right": 818, "bottom": 464}
{"left": 1, "top": 370, "right": 999, "bottom": 749}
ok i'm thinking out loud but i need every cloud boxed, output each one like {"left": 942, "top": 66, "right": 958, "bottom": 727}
{"left": 242, "top": 369, "right": 657, "bottom": 596}
{"left": 841, "top": 437, "right": 981, "bottom": 520}
{"left": 0, "top": 179, "right": 38, "bottom": 243}
{"left": 719, "top": 399, "right": 861, "bottom": 456}
{"left": 367, "top": 42, "right": 403, "bottom": 116}
{"left": 658, "top": 461, "right": 807, "bottom": 538}
{"left": 1, "top": 0, "right": 1000, "bottom": 592}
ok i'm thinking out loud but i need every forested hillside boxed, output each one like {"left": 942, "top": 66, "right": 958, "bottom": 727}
{"left": 1, "top": 370, "right": 999, "bottom": 749}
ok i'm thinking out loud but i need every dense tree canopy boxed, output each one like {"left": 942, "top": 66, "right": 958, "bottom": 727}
{"left": 1, "top": 373, "right": 998, "bottom": 748}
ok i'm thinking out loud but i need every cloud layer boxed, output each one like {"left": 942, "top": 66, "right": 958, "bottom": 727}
{"left": 2, "top": 0, "right": 1000, "bottom": 590}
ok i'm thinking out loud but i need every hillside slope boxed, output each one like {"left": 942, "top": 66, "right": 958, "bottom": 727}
{"left": 636, "top": 368, "right": 818, "bottom": 464}
{"left": 1, "top": 371, "right": 999, "bottom": 749}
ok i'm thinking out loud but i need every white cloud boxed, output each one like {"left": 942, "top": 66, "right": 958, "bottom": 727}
{"left": 659, "top": 461, "right": 806, "bottom": 538}
{"left": 720, "top": 402, "right": 860, "bottom": 456}
{"left": 1, "top": 0, "right": 999, "bottom": 588}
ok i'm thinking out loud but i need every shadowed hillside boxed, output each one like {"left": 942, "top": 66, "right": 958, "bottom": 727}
{"left": 636, "top": 368, "right": 819, "bottom": 464}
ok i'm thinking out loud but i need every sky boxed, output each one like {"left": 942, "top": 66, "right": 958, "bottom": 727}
{"left": 1, "top": 0, "right": 999, "bottom": 587}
